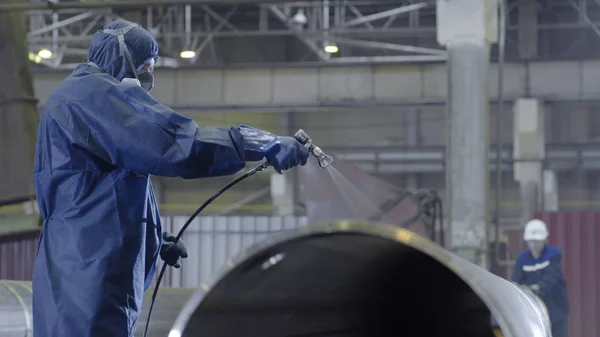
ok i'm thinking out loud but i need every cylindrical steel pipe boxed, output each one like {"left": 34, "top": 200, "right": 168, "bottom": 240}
{"left": 169, "top": 221, "right": 551, "bottom": 337}
{"left": 0, "top": 280, "right": 193, "bottom": 337}
{"left": 1, "top": 222, "right": 550, "bottom": 337}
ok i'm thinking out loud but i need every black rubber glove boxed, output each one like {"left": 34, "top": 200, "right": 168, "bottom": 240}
{"left": 160, "top": 232, "right": 188, "bottom": 268}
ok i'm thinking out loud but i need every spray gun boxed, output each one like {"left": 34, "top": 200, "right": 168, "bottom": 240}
{"left": 293, "top": 129, "right": 334, "bottom": 168}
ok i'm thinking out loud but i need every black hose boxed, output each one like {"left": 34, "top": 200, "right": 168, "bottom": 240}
{"left": 437, "top": 198, "right": 445, "bottom": 248}
{"left": 430, "top": 200, "right": 437, "bottom": 243}
{"left": 142, "top": 161, "right": 270, "bottom": 337}
{"left": 494, "top": 0, "right": 507, "bottom": 271}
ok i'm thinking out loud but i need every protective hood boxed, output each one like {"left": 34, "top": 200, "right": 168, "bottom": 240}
{"left": 87, "top": 20, "right": 159, "bottom": 81}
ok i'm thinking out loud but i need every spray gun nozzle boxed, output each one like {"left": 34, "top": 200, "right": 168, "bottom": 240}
{"left": 293, "top": 129, "right": 333, "bottom": 169}
{"left": 311, "top": 146, "right": 334, "bottom": 168}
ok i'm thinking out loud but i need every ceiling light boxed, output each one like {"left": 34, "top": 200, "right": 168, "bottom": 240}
{"left": 180, "top": 50, "right": 196, "bottom": 59}
{"left": 292, "top": 9, "right": 307, "bottom": 25}
{"left": 38, "top": 49, "right": 52, "bottom": 59}
{"left": 324, "top": 44, "right": 339, "bottom": 54}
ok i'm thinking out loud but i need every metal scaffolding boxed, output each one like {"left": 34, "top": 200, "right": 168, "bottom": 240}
{"left": 16, "top": 0, "right": 600, "bottom": 69}
{"left": 22, "top": 0, "right": 447, "bottom": 69}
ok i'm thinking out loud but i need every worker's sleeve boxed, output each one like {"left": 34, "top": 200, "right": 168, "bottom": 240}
{"left": 536, "top": 254, "right": 564, "bottom": 297}
{"left": 50, "top": 91, "right": 246, "bottom": 179}
{"left": 511, "top": 259, "right": 523, "bottom": 283}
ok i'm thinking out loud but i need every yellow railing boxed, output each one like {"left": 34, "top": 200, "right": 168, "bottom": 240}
{"left": 0, "top": 203, "right": 305, "bottom": 216}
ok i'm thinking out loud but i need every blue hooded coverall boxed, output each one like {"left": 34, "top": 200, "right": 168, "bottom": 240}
{"left": 512, "top": 245, "right": 570, "bottom": 337}
{"left": 32, "top": 20, "right": 308, "bottom": 337}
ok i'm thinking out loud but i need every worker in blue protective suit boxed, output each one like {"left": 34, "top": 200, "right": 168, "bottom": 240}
{"left": 32, "top": 20, "right": 309, "bottom": 337}
{"left": 512, "top": 219, "right": 569, "bottom": 337}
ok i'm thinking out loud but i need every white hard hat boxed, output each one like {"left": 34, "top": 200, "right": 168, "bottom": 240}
{"left": 523, "top": 219, "right": 549, "bottom": 241}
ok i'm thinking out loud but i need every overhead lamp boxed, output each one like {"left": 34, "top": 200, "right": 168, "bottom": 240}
{"left": 323, "top": 43, "right": 339, "bottom": 54}
{"left": 38, "top": 49, "right": 53, "bottom": 59}
{"left": 29, "top": 52, "right": 42, "bottom": 63}
{"left": 292, "top": 9, "right": 307, "bottom": 25}
{"left": 180, "top": 50, "right": 196, "bottom": 59}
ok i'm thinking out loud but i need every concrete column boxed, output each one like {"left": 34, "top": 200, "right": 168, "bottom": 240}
{"left": 404, "top": 108, "right": 420, "bottom": 190}
{"left": 518, "top": 0, "right": 538, "bottom": 60}
{"left": 437, "top": 0, "right": 498, "bottom": 266}
{"left": 271, "top": 112, "right": 296, "bottom": 215}
{"left": 513, "top": 98, "right": 545, "bottom": 222}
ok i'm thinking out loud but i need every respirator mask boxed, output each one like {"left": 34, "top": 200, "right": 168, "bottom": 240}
{"left": 101, "top": 23, "right": 155, "bottom": 93}
{"left": 137, "top": 72, "right": 154, "bottom": 93}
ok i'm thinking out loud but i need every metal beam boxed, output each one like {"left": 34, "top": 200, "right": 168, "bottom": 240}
{"left": 331, "top": 145, "right": 600, "bottom": 173}
{"left": 328, "top": 54, "right": 446, "bottom": 63}
{"left": 347, "top": 5, "right": 375, "bottom": 30}
{"left": 26, "top": 21, "right": 600, "bottom": 43}
{"left": 342, "top": 2, "right": 429, "bottom": 28}
{"left": 192, "top": 6, "right": 237, "bottom": 62}
{"left": 268, "top": 5, "right": 330, "bottom": 61}
{"left": 79, "top": 14, "right": 104, "bottom": 38}
{"left": 570, "top": 0, "right": 600, "bottom": 39}
{"left": 27, "top": 11, "right": 99, "bottom": 37}
{"left": 26, "top": 27, "right": 439, "bottom": 44}
{"left": 0, "top": 0, "right": 401, "bottom": 12}
{"left": 201, "top": 5, "right": 265, "bottom": 62}
{"left": 327, "top": 36, "right": 447, "bottom": 55}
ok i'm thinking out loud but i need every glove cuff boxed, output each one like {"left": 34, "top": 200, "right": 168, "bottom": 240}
{"left": 238, "top": 125, "right": 279, "bottom": 161}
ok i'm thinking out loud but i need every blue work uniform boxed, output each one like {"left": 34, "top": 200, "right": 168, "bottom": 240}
{"left": 512, "top": 245, "right": 569, "bottom": 337}
{"left": 32, "top": 21, "right": 248, "bottom": 337}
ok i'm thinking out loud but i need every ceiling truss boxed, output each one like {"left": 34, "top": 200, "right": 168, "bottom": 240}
{"left": 25, "top": 0, "right": 446, "bottom": 70}
{"left": 20, "top": 0, "right": 600, "bottom": 70}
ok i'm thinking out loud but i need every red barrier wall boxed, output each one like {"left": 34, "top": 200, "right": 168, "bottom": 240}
{"left": 0, "top": 229, "right": 39, "bottom": 280}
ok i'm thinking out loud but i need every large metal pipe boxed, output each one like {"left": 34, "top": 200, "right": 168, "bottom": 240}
{"left": 169, "top": 221, "right": 551, "bottom": 337}
{"left": 0, "top": 280, "right": 194, "bottom": 337}
{"left": 1, "top": 222, "right": 550, "bottom": 337}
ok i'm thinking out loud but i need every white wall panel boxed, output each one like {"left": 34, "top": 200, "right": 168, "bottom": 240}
{"left": 159, "top": 215, "right": 307, "bottom": 288}
{"left": 373, "top": 64, "right": 422, "bottom": 100}
{"left": 421, "top": 64, "right": 447, "bottom": 99}
{"left": 150, "top": 69, "right": 178, "bottom": 105}
{"left": 223, "top": 69, "right": 273, "bottom": 104}
{"left": 581, "top": 62, "right": 600, "bottom": 98}
{"left": 529, "top": 61, "right": 581, "bottom": 98}
{"left": 294, "top": 109, "right": 408, "bottom": 147}
{"left": 272, "top": 68, "right": 319, "bottom": 103}
{"left": 488, "top": 62, "right": 527, "bottom": 99}
{"left": 419, "top": 106, "right": 447, "bottom": 146}
{"left": 176, "top": 69, "right": 224, "bottom": 106}
{"left": 318, "top": 66, "right": 374, "bottom": 101}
